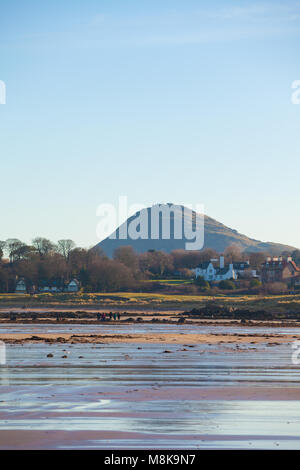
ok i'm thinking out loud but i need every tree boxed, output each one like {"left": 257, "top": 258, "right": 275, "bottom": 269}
{"left": 247, "top": 252, "right": 267, "bottom": 270}
{"left": 198, "top": 249, "right": 219, "bottom": 263}
{"left": 57, "top": 239, "right": 76, "bottom": 262}
{"left": 139, "top": 250, "right": 174, "bottom": 277}
{"left": 5, "top": 239, "right": 26, "bottom": 263}
{"left": 11, "top": 244, "right": 34, "bottom": 261}
{"left": 0, "top": 241, "right": 5, "bottom": 260}
{"left": 88, "top": 258, "right": 135, "bottom": 292}
{"left": 171, "top": 249, "right": 219, "bottom": 271}
{"left": 194, "top": 276, "right": 210, "bottom": 290}
{"left": 218, "top": 280, "right": 236, "bottom": 290}
{"left": 224, "top": 245, "right": 243, "bottom": 263}
{"left": 250, "top": 278, "right": 262, "bottom": 288}
{"left": 32, "top": 237, "right": 55, "bottom": 257}
{"left": 113, "top": 246, "right": 139, "bottom": 273}
{"left": 177, "top": 268, "right": 194, "bottom": 279}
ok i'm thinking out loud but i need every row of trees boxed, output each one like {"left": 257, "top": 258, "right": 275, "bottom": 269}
{"left": 1, "top": 237, "right": 299, "bottom": 293}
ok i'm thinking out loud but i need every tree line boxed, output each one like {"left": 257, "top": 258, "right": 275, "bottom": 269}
{"left": 0, "top": 237, "right": 299, "bottom": 293}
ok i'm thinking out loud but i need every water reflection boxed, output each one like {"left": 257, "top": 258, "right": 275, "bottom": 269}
{"left": 1, "top": 331, "right": 300, "bottom": 449}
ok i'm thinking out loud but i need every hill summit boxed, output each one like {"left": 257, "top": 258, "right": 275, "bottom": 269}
{"left": 95, "top": 203, "right": 297, "bottom": 257}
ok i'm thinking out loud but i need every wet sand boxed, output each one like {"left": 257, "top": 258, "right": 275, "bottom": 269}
{"left": 1, "top": 324, "right": 300, "bottom": 449}
{"left": 2, "top": 429, "right": 300, "bottom": 450}
{"left": 0, "top": 331, "right": 299, "bottom": 345}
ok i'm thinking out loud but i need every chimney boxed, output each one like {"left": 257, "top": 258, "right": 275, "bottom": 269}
{"left": 220, "top": 256, "right": 225, "bottom": 269}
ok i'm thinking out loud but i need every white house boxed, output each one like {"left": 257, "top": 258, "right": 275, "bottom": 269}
{"left": 193, "top": 256, "right": 237, "bottom": 282}
{"left": 15, "top": 278, "right": 27, "bottom": 294}
{"left": 66, "top": 279, "right": 80, "bottom": 292}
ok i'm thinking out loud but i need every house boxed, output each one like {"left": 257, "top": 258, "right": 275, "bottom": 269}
{"left": 15, "top": 278, "right": 27, "bottom": 294}
{"left": 261, "top": 257, "right": 300, "bottom": 285}
{"left": 38, "top": 280, "right": 63, "bottom": 293}
{"left": 193, "top": 256, "right": 237, "bottom": 282}
{"left": 233, "top": 261, "right": 258, "bottom": 278}
{"left": 39, "top": 286, "right": 62, "bottom": 293}
{"left": 66, "top": 279, "right": 80, "bottom": 292}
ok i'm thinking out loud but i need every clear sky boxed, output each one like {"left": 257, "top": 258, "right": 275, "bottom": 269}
{"left": 0, "top": 0, "right": 300, "bottom": 248}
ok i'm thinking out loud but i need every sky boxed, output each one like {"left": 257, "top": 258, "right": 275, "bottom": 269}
{"left": 0, "top": 0, "right": 300, "bottom": 249}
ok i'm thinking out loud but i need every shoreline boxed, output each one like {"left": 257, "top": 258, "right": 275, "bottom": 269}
{"left": 1, "top": 331, "right": 298, "bottom": 344}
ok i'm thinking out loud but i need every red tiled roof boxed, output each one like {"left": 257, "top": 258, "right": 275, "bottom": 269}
{"left": 289, "top": 261, "right": 300, "bottom": 272}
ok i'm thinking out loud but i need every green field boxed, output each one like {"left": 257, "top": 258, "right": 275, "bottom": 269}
{"left": 1, "top": 291, "right": 300, "bottom": 314}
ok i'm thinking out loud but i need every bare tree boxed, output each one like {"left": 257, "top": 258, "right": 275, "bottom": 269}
{"left": 0, "top": 241, "right": 5, "bottom": 260}
{"left": 5, "top": 239, "right": 25, "bottom": 263}
{"left": 247, "top": 252, "right": 267, "bottom": 270}
{"left": 224, "top": 245, "right": 243, "bottom": 263}
{"left": 32, "top": 237, "right": 55, "bottom": 257}
{"left": 57, "top": 239, "right": 76, "bottom": 262}
{"left": 113, "top": 246, "right": 139, "bottom": 273}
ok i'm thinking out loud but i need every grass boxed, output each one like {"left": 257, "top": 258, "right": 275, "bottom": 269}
{"left": 1, "top": 291, "right": 300, "bottom": 313}
{"left": 143, "top": 279, "right": 192, "bottom": 285}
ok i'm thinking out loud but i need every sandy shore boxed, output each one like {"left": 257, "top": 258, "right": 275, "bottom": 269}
{"left": 0, "top": 331, "right": 298, "bottom": 345}
{"left": 1, "top": 428, "right": 299, "bottom": 450}
{"left": 1, "top": 323, "right": 300, "bottom": 450}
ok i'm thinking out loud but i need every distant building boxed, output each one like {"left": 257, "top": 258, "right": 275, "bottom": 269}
{"left": 261, "top": 257, "right": 300, "bottom": 284}
{"left": 66, "top": 279, "right": 80, "bottom": 292}
{"left": 39, "top": 286, "right": 61, "bottom": 293}
{"left": 193, "top": 256, "right": 237, "bottom": 282}
{"left": 15, "top": 278, "right": 27, "bottom": 294}
{"left": 233, "top": 261, "right": 258, "bottom": 279}
{"left": 38, "top": 280, "right": 62, "bottom": 293}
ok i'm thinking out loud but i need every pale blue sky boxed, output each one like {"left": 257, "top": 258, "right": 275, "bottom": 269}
{"left": 0, "top": 0, "right": 300, "bottom": 248}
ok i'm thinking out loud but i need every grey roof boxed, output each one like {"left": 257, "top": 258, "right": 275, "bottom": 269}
{"left": 233, "top": 262, "right": 249, "bottom": 269}
{"left": 216, "top": 267, "right": 231, "bottom": 275}
{"left": 197, "top": 261, "right": 212, "bottom": 269}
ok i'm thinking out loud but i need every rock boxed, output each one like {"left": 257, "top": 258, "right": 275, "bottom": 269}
{"left": 47, "top": 353, "right": 53, "bottom": 358}
{"left": 57, "top": 337, "right": 66, "bottom": 343}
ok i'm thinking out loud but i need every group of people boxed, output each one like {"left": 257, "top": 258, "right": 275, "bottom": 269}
{"left": 97, "top": 312, "right": 121, "bottom": 321}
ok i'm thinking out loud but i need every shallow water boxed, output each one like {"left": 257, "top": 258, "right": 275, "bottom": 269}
{"left": 0, "top": 324, "right": 300, "bottom": 449}
{"left": 1, "top": 322, "right": 300, "bottom": 336}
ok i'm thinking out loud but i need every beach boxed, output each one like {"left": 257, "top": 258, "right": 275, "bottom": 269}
{"left": 1, "top": 322, "right": 300, "bottom": 449}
